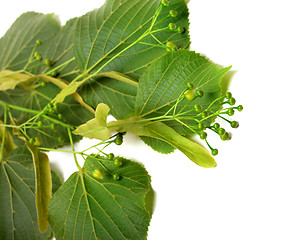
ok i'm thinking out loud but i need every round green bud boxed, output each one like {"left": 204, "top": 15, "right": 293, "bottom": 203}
{"left": 231, "top": 121, "right": 239, "bottom": 128}
{"left": 108, "top": 153, "right": 114, "bottom": 160}
{"left": 194, "top": 104, "right": 202, "bottom": 113}
{"left": 37, "top": 121, "right": 44, "bottom": 128}
{"left": 168, "top": 23, "right": 177, "bottom": 31}
{"left": 220, "top": 132, "right": 229, "bottom": 141}
{"left": 211, "top": 149, "right": 218, "bottom": 156}
{"left": 161, "top": 0, "right": 169, "bottom": 6}
{"left": 36, "top": 40, "right": 42, "bottom": 46}
{"left": 113, "top": 173, "right": 120, "bottom": 181}
{"left": 29, "top": 138, "right": 35, "bottom": 145}
{"left": 41, "top": 81, "right": 46, "bottom": 87}
{"left": 48, "top": 107, "right": 55, "bottom": 114}
{"left": 218, "top": 128, "right": 225, "bottom": 135}
{"left": 50, "top": 123, "right": 56, "bottom": 131}
{"left": 198, "top": 122, "right": 205, "bottom": 131}
{"left": 187, "top": 82, "right": 194, "bottom": 90}
{"left": 53, "top": 104, "right": 59, "bottom": 113}
{"left": 201, "top": 111, "right": 208, "bottom": 119}
{"left": 177, "top": 26, "right": 185, "bottom": 34}
{"left": 34, "top": 52, "right": 42, "bottom": 61}
{"left": 166, "top": 41, "right": 177, "bottom": 52}
{"left": 200, "top": 131, "right": 207, "bottom": 140}
{"left": 115, "top": 134, "right": 123, "bottom": 145}
{"left": 184, "top": 90, "right": 196, "bottom": 101}
{"left": 213, "top": 123, "right": 220, "bottom": 129}
{"left": 237, "top": 105, "right": 243, "bottom": 112}
{"left": 228, "top": 108, "right": 235, "bottom": 116}
{"left": 44, "top": 58, "right": 52, "bottom": 67}
{"left": 50, "top": 70, "right": 58, "bottom": 77}
{"left": 228, "top": 97, "right": 236, "bottom": 106}
{"left": 57, "top": 114, "right": 63, "bottom": 120}
{"left": 197, "top": 90, "right": 204, "bottom": 97}
{"left": 57, "top": 136, "right": 63, "bottom": 143}
{"left": 34, "top": 137, "right": 41, "bottom": 146}
{"left": 169, "top": 10, "right": 177, "bottom": 18}
{"left": 225, "top": 92, "right": 232, "bottom": 99}
{"left": 114, "top": 157, "right": 123, "bottom": 167}
{"left": 93, "top": 169, "right": 103, "bottom": 179}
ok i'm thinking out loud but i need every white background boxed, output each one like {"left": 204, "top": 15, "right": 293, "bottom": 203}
{"left": 1, "top": 0, "right": 295, "bottom": 239}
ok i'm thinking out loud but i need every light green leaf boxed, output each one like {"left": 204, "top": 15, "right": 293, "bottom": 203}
{"left": 135, "top": 50, "right": 231, "bottom": 134}
{"left": 48, "top": 154, "right": 152, "bottom": 239}
{"left": 0, "top": 12, "right": 60, "bottom": 71}
{"left": 74, "top": 103, "right": 112, "bottom": 140}
{"left": 0, "top": 146, "right": 61, "bottom": 239}
{"left": 26, "top": 142, "right": 52, "bottom": 233}
{"left": 108, "top": 118, "right": 216, "bottom": 168}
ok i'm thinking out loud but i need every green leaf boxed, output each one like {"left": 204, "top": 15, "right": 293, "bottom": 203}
{"left": 0, "top": 146, "right": 55, "bottom": 239}
{"left": 0, "top": 12, "right": 94, "bottom": 148}
{"left": 140, "top": 136, "right": 175, "bottom": 154}
{"left": 135, "top": 50, "right": 231, "bottom": 134}
{"left": 26, "top": 142, "right": 52, "bottom": 233}
{"left": 0, "top": 12, "right": 60, "bottom": 71}
{"left": 74, "top": 103, "right": 112, "bottom": 141}
{"left": 48, "top": 154, "right": 152, "bottom": 240}
{"left": 51, "top": 169, "right": 63, "bottom": 194}
{"left": 78, "top": 73, "right": 138, "bottom": 120}
{"left": 74, "top": 0, "right": 190, "bottom": 76}
{"left": 30, "top": 18, "right": 80, "bottom": 82}
{"left": 75, "top": 0, "right": 190, "bottom": 119}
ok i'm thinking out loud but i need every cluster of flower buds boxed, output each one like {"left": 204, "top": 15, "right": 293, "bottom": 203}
{"left": 91, "top": 153, "right": 125, "bottom": 181}
{"left": 180, "top": 82, "right": 243, "bottom": 156}
{"left": 159, "top": 0, "right": 185, "bottom": 52}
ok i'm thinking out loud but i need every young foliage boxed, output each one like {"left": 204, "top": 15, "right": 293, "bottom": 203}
{"left": 48, "top": 154, "right": 151, "bottom": 240}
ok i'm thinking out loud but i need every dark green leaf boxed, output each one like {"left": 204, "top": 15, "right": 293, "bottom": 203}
{"left": 30, "top": 18, "right": 80, "bottom": 81}
{"left": 79, "top": 76, "right": 138, "bottom": 120}
{"left": 0, "top": 12, "right": 60, "bottom": 71}
{"left": 140, "top": 136, "right": 175, "bottom": 154}
{"left": 0, "top": 146, "right": 60, "bottom": 239}
{"left": 76, "top": 0, "right": 190, "bottom": 119}
{"left": 74, "top": 0, "right": 190, "bottom": 76}
{"left": 48, "top": 154, "right": 152, "bottom": 240}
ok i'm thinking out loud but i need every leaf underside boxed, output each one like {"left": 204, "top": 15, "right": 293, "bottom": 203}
{"left": 48, "top": 154, "right": 152, "bottom": 240}
{"left": 76, "top": 0, "right": 190, "bottom": 120}
{"left": 135, "top": 50, "right": 231, "bottom": 134}
{"left": 0, "top": 146, "right": 62, "bottom": 239}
